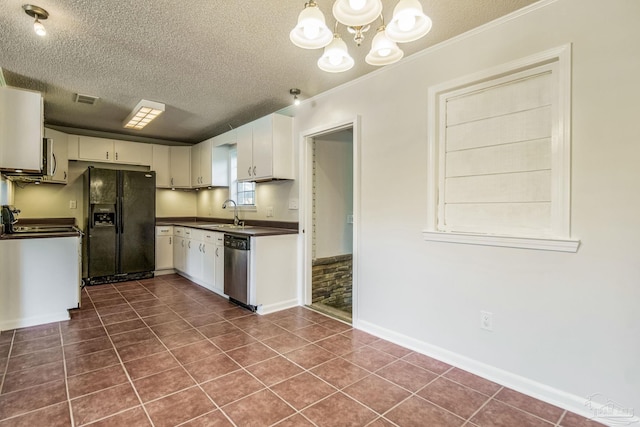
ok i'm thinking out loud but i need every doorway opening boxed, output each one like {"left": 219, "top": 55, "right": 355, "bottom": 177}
{"left": 307, "top": 127, "right": 354, "bottom": 323}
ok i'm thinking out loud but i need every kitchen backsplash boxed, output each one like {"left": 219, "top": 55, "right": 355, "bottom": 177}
{"left": 11, "top": 162, "right": 298, "bottom": 228}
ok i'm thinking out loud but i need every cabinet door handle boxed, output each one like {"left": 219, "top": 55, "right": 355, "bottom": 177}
{"left": 106, "top": 151, "right": 109, "bottom": 160}
{"left": 248, "top": 166, "right": 252, "bottom": 176}
{"left": 188, "top": 241, "right": 191, "bottom": 248}
{"left": 169, "top": 237, "right": 172, "bottom": 245}
{"left": 202, "top": 244, "right": 205, "bottom": 253}
{"left": 253, "top": 166, "right": 257, "bottom": 176}
{"left": 171, "top": 177, "right": 174, "bottom": 186}
{"left": 215, "top": 247, "right": 219, "bottom": 257}
{"left": 63, "top": 171, "right": 67, "bottom": 180}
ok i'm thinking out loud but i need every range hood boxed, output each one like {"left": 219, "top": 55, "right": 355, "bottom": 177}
{"left": 1, "top": 138, "right": 53, "bottom": 182}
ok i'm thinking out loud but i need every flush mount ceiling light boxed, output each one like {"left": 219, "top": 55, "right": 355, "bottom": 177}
{"left": 291, "top": 0, "right": 431, "bottom": 72}
{"left": 123, "top": 99, "right": 165, "bottom": 130}
{"left": 23, "top": 4, "right": 49, "bottom": 37}
{"left": 290, "top": 88, "right": 302, "bottom": 106}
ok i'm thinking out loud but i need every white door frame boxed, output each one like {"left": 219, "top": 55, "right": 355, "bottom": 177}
{"left": 298, "top": 116, "right": 361, "bottom": 326}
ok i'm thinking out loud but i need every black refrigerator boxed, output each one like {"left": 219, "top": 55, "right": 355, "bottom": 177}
{"left": 83, "top": 167, "right": 156, "bottom": 285}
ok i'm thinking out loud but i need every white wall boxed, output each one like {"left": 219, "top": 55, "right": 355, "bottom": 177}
{"left": 292, "top": 0, "right": 639, "bottom": 416}
{"left": 314, "top": 131, "right": 353, "bottom": 258}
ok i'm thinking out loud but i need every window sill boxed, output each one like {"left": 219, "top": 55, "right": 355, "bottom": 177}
{"left": 237, "top": 205, "right": 257, "bottom": 212}
{"left": 422, "top": 231, "right": 580, "bottom": 253}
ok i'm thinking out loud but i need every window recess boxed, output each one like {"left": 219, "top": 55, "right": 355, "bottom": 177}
{"left": 424, "top": 45, "right": 579, "bottom": 252}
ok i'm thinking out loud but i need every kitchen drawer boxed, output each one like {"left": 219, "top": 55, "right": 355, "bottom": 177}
{"left": 156, "top": 226, "right": 173, "bottom": 236}
{"left": 174, "top": 227, "right": 185, "bottom": 237}
{"left": 186, "top": 228, "right": 203, "bottom": 241}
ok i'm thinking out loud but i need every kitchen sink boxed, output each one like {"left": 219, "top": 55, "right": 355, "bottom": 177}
{"left": 199, "top": 224, "right": 252, "bottom": 230}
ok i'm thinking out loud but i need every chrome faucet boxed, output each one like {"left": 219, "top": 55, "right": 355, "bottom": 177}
{"left": 222, "top": 199, "right": 240, "bottom": 226}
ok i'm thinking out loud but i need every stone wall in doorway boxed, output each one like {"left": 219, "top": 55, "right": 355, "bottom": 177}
{"left": 312, "top": 254, "right": 352, "bottom": 313}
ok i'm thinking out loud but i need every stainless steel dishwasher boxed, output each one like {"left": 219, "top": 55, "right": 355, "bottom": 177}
{"left": 223, "top": 234, "right": 255, "bottom": 311}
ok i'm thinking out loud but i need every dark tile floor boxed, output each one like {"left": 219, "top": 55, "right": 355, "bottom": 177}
{"left": 0, "top": 275, "right": 603, "bottom": 426}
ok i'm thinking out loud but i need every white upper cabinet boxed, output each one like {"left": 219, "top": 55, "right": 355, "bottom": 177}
{"left": 191, "top": 139, "right": 212, "bottom": 188}
{"left": 42, "top": 128, "right": 69, "bottom": 184}
{"left": 152, "top": 144, "right": 171, "bottom": 188}
{"left": 114, "top": 140, "right": 152, "bottom": 165}
{"left": 236, "top": 113, "right": 293, "bottom": 182}
{"left": 76, "top": 136, "right": 152, "bottom": 165}
{"left": 77, "top": 136, "right": 113, "bottom": 162}
{"left": 0, "top": 86, "right": 43, "bottom": 172}
{"left": 169, "top": 146, "right": 191, "bottom": 188}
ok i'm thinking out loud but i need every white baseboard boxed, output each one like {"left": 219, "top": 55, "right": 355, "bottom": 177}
{"left": 154, "top": 268, "right": 176, "bottom": 276}
{"left": 357, "top": 320, "right": 638, "bottom": 427}
{"left": 257, "top": 298, "right": 299, "bottom": 315}
{"left": 0, "top": 312, "right": 70, "bottom": 331}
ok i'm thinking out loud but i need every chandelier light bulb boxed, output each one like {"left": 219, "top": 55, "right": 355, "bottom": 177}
{"left": 333, "top": 0, "right": 383, "bottom": 27}
{"left": 33, "top": 18, "right": 46, "bottom": 36}
{"left": 303, "top": 22, "right": 321, "bottom": 40}
{"left": 349, "top": 0, "right": 366, "bottom": 11}
{"left": 397, "top": 14, "right": 416, "bottom": 32}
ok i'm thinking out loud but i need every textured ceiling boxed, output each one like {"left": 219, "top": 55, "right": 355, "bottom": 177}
{"left": 0, "top": 0, "right": 539, "bottom": 144}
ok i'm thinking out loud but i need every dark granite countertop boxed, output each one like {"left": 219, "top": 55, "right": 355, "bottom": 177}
{"left": 157, "top": 218, "right": 299, "bottom": 237}
{"left": 0, "top": 218, "right": 81, "bottom": 240}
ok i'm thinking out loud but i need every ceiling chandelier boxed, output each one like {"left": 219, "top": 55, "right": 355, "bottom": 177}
{"left": 290, "top": 0, "right": 432, "bottom": 73}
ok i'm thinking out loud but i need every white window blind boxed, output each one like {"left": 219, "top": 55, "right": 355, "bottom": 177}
{"left": 426, "top": 45, "right": 575, "bottom": 250}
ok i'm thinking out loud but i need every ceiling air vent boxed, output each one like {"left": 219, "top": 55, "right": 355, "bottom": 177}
{"left": 74, "top": 93, "right": 99, "bottom": 105}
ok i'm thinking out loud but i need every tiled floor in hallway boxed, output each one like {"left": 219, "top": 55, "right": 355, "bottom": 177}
{"left": 0, "top": 275, "right": 603, "bottom": 426}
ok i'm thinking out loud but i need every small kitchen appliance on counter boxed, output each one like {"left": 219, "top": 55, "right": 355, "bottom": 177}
{"left": 1, "top": 205, "right": 20, "bottom": 234}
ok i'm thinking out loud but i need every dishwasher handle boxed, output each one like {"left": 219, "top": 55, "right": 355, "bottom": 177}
{"left": 224, "top": 234, "right": 250, "bottom": 250}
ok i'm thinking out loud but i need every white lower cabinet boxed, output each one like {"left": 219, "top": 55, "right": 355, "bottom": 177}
{"left": 214, "top": 233, "right": 225, "bottom": 295}
{"left": 173, "top": 227, "right": 225, "bottom": 296}
{"left": 201, "top": 231, "right": 224, "bottom": 295}
{"left": 155, "top": 226, "right": 173, "bottom": 272}
{"left": 201, "top": 232, "right": 215, "bottom": 291}
{"left": 173, "top": 227, "right": 186, "bottom": 273}
{"left": 0, "top": 236, "right": 80, "bottom": 330}
{"left": 184, "top": 228, "right": 203, "bottom": 281}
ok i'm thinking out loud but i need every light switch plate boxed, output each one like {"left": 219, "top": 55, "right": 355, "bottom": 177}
{"left": 288, "top": 199, "right": 299, "bottom": 210}
{"left": 69, "top": 200, "right": 77, "bottom": 209}
{"left": 266, "top": 206, "right": 274, "bottom": 217}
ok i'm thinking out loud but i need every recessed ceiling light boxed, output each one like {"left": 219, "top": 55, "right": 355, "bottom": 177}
{"left": 123, "top": 99, "right": 165, "bottom": 130}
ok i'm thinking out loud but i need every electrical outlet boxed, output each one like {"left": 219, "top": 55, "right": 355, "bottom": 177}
{"left": 347, "top": 214, "right": 354, "bottom": 224}
{"left": 480, "top": 311, "right": 493, "bottom": 331}
{"left": 266, "top": 206, "right": 274, "bottom": 217}
{"left": 69, "top": 200, "right": 77, "bottom": 209}
{"left": 288, "top": 199, "right": 299, "bottom": 210}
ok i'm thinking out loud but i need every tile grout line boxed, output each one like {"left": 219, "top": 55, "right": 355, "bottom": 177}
{"left": 0, "top": 329, "right": 15, "bottom": 396}
{"left": 85, "top": 281, "right": 157, "bottom": 427}
{"left": 59, "top": 321, "right": 76, "bottom": 427}
{"left": 135, "top": 278, "right": 240, "bottom": 427}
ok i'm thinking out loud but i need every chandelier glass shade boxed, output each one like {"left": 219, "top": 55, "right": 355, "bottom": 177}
{"left": 290, "top": 1, "right": 333, "bottom": 49}
{"left": 317, "top": 35, "right": 355, "bottom": 73}
{"left": 385, "top": 0, "right": 432, "bottom": 43}
{"left": 291, "top": 0, "right": 431, "bottom": 72}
